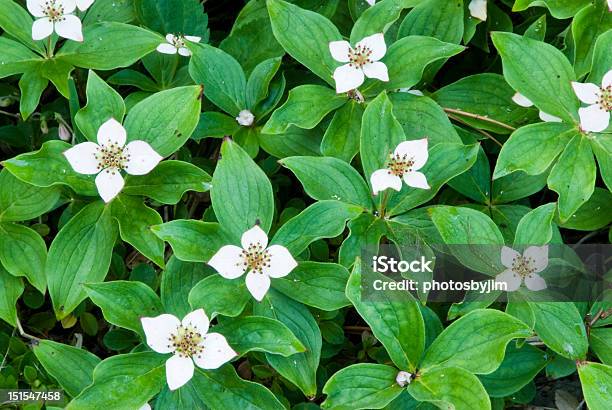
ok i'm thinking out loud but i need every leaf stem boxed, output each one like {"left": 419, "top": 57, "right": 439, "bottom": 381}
{"left": 443, "top": 108, "right": 516, "bottom": 131}
{"left": 46, "top": 37, "right": 54, "bottom": 58}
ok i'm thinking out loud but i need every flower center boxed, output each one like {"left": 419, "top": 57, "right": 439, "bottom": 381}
{"left": 168, "top": 325, "right": 204, "bottom": 358}
{"left": 387, "top": 153, "right": 414, "bottom": 177}
{"left": 240, "top": 242, "right": 271, "bottom": 273}
{"left": 348, "top": 45, "right": 373, "bottom": 69}
{"left": 511, "top": 255, "right": 536, "bottom": 278}
{"left": 95, "top": 143, "right": 130, "bottom": 171}
{"left": 42, "top": 1, "right": 65, "bottom": 22}
{"left": 171, "top": 35, "right": 186, "bottom": 49}
{"left": 598, "top": 85, "right": 612, "bottom": 111}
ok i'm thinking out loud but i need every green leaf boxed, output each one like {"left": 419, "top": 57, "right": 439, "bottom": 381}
{"left": 514, "top": 203, "right": 557, "bottom": 245}
{"left": 548, "top": 134, "right": 596, "bottom": 222}
{"left": 267, "top": 0, "right": 341, "bottom": 85}
{"left": 85, "top": 281, "right": 164, "bottom": 337}
{"left": 189, "top": 43, "right": 246, "bottom": 116}
{"left": 570, "top": 1, "right": 612, "bottom": 79}
{"left": 0, "top": 222, "right": 47, "bottom": 293}
{"left": 408, "top": 366, "right": 491, "bottom": 410}
{"left": 161, "top": 256, "right": 210, "bottom": 318}
{"left": 192, "top": 112, "right": 241, "bottom": 139}
{"left": 398, "top": 0, "right": 464, "bottom": 44}
{"left": 556, "top": 188, "right": 612, "bottom": 231}
{"left": 0, "top": 37, "right": 41, "bottom": 79}
{"left": 578, "top": 362, "right": 612, "bottom": 410}
{"left": 246, "top": 56, "right": 282, "bottom": 110}
{"left": 47, "top": 201, "right": 118, "bottom": 319}
{"left": 0, "top": 266, "right": 24, "bottom": 326}
{"left": 111, "top": 196, "right": 164, "bottom": 268}
{"left": 34, "top": 340, "right": 101, "bottom": 398}
{"left": 18, "top": 69, "right": 48, "bottom": 120}
{"left": 2, "top": 140, "right": 97, "bottom": 196}
{"left": 134, "top": 0, "right": 209, "bottom": 38}
{"left": 350, "top": 0, "right": 409, "bottom": 43}
{"left": 590, "top": 328, "right": 612, "bottom": 365}
{"left": 588, "top": 29, "right": 612, "bottom": 85}
{"left": 591, "top": 135, "right": 612, "bottom": 192}
{"left": 75, "top": 71, "right": 125, "bottom": 142}
{"left": 189, "top": 274, "right": 251, "bottom": 318}
{"left": 448, "top": 146, "right": 490, "bottom": 203}
{"left": 259, "top": 126, "right": 322, "bottom": 158}
{"left": 420, "top": 309, "right": 532, "bottom": 374}
{"left": 321, "top": 100, "right": 364, "bottom": 162}
{"left": 83, "top": 0, "right": 136, "bottom": 25}
{"left": 346, "top": 262, "right": 425, "bottom": 372}
{"left": 272, "top": 261, "right": 351, "bottom": 311}
{"left": 211, "top": 139, "right": 274, "bottom": 239}
{"left": 272, "top": 200, "right": 363, "bottom": 255}
{"left": 57, "top": 22, "right": 162, "bottom": 70}
{"left": 322, "top": 363, "right": 403, "bottom": 410}
{"left": 491, "top": 32, "right": 579, "bottom": 123}
{"left": 123, "top": 86, "right": 201, "bottom": 157}
{"left": 0, "top": 169, "right": 61, "bottom": 222}
{"left": 338, "top": 213, "right": 387, "bottom": 267}
{"left": 529, "top": 302, "right": 588, "bottom": 360}
{"left": 0, "top": 0, "right": 45, "bottom": 54}
{"left": 491, "top": 171, "right": 549, "bottom": 204}
{"left": 512, "top": 0, "right": 591, "bottom": 19}
{"left": 214, "top": 316, "right": 306, "bottom": 356}
{"left": 281, "top": 156, "right": 371, "bottom": 209}
{"left": 152, "top": 220, "right": 232, "bottom": 262}
{"left": 254, "top": 289, "right": 321, "bottom": 397}
{"left": 67, "top": 352, "right": 165, "bottom": 409}
{"left": 262, "top": 85, "right": 346, "bottom": 134}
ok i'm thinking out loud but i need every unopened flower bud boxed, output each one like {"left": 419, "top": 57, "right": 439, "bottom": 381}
{"left": 58, "top": 123, "right": 72, "bottom": 141}
{"left": 396, "top": 371, "right": 412, "bottom": 387}
{"left": 236, "top": 109, "right": 255, "bottom": 127}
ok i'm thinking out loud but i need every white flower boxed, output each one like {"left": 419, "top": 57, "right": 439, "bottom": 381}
{"left": 571, "top": 70, "right": 612, "bottom": 133}
{"left": 75, "top": 0, "right": 94, "bottom": 11}
{"left": 495, "top": 246, "right": 548, "bottom": 292}
{"left": 511, "top": 92, "right": 562, "bottom": 123}
{"left": 27, "top": 0, "right": 83, "bottom": 42}
{"left": 370, "top": 138, "right": 430, "bottom": 195}
{"left": 58, "top": 123, "right": 71, "bottom": 141}
{"left": 157, "top": 34, "right": 201, "bottom": 57}
{"left": 236, "top": 109, "right": 255, "bottom": 126}
{"left": 63, "top": 118, "right": 163, "bottom": 203}
{"left": 329, "top": 33, "right": 389, "bottom": 94}
{"left": 468, "top": 0, "right": 487, "bottom": 21}
{"left": 141, "top": 309, "right": 236, "bottom": 391}
{"left": 208, "top": 225, "right": 298, "bottom": 301}
{"left": 396, "top": 371, "right": 412, "bottom": 387}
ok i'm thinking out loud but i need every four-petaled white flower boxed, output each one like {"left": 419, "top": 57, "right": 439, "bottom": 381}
{"left": 236, "top": 109, "right": 255, "bottom": 126}
{"left": 370, "top": 138, "right": 430, "bottom": 195}
{"left": 511, "top": 92, "right": 562, "bottom": 123}
{"left": 208, "top": 225, "right": 298, "bottom": 301}
{"left": 63, "top": 118, "right": 163, "bottom": 203}
{"left": 495, "top": 246, "right": 548, "bottom": 292}
{"left": 157, "top": 34, "right": 201, "bottom": 56}
{"left": 571, "top": 70, "right": 612, "bottom": 133}
{"left": 27, "top": 0, "right": 84, "bottom": 42}
{"left": 396, "top": 371, "right": 412, "bottom": 387}
{"left": 329, "top": 33, "right": 389, "bottom": 94}
{"left": 468, "top": 0, "right": 487, "bottom": 21}
{"left": 141, "top": 309, "right": 236, "bottom": 391}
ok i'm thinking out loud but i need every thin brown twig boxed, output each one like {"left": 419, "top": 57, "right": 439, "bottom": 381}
{"left": 446, "top": 112, "right": 504, "bottom": 147}
{"left": 0, "top": 109, "right": 20, "bottom": 119}
{"left": 443, "top": 107, "right": 517, "bottom": 131}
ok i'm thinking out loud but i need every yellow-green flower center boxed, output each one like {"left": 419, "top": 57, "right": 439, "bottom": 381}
{"left": 96, "top": 143, "right": 129, "bottom": 171}
{"left": 348, "top": 45, "right": 373, "bottom": 69}
{"left": 240, "top": 243, "right": 271, "bottom": 273}
{"left": 511, "top": 255, "right": 537, "bottom": 278}
{"left": 169, "top": 325, "right": 204, "bottom": 358}
{"left": 387, "top": 153, "right": 415, "bottom": 177}
{"left": 42, "top": 1, "right": 65, "bottom": 22}
{"left": 598, "top": 85, "right": 611, "bottom": 111}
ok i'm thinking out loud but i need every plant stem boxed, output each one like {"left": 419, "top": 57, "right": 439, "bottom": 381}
{"left": 46, "top": 37, "right": 53, "bottom": 58}
{"left": 379, "top": 190, "right": 390, "bottom": 218}
{"left": 15, "top": 315, "right": 39, "bottom": 342}
{"left": 443, "top": 107, "right": 516, "bottom": 131}
{"left": 446, "top": 112, "right": 503, "bottom": 147}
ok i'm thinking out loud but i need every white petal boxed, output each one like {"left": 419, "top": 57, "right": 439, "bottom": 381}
{"left": 511, "top": 92, "right": 533, "bottom": 107}
{"left": 329, "top": 40, "right": 352, "bottom": 63}
{"left": 63, "top": 142, "right": 101, "bottom": 175}
{"left": 495, "top": 269, "right": 521, "bottom": 292}
{"left": 165, "top": 33, "right": 176, "bottom": 43}
{"left": 501, "top": 246, "right": 521, "bottom": 269}
{"left": 362, "top": 61, "right": 389, "bottom": 82}
{"left": 75, "top": 0, "right": 94, "bottom": 11}
{"left": 366, "top": 0, "right": 375, "bottom": 5}
{"left": 32, "top": 18, "right": 53, "bottom": 40}
{"left": 245, "top": 270, "right": 271, "bottom": 302}
{"left": 539, "top": 111, "right": 562, "bottom": 123}
{"left": 525, "top": 273, "right": 547, "bottom": 291}
{"left": 157, "top": 43, "right": 178, "bottom": 54}
{"left": 523, "top": 245, "right": 548, "bottom": 273}
{"left": 579, "top": 104, "right": 610, "bottom": 133}
{"left": 407, "top": 89, "right": 424, "bottom": 96}
{"left": 139, "top": 404, "right": 151, "bottom": 410}
{"left": 403, "top": 171, "right": 429, "bottom": 189}
{"left": 602, "top": 69, "right": 612, "bottom": 88}
{"left": 608, "top": 0, "right": 612, "bottom": 12}
{"left": 181, "top": 309, "right": 210, "bottom": 335}
{"left": 141, "top": 313, "right": 180, "bottom": 354}
{"left": 571, "top": 82, "right": 600, "bottom": 104}
{"left": 27, "top": 0, "right": 46, "bottom": 17}
{"left": 193, "top": 333, "right": 237, "bottom": 369}
{"left": 394, "top": 138, "right": 428, "bottom": 170}
{"left": 57, "top": 0, "right": 77, "bottom": 14}
{"left": 123, "top": 140, "right": 163, "bottom": 176}
{"left": 184, "top": 35, "right": 201, "bottom": 43}
{"left": 95, "top": 168, "right": 124, "bottom": 202}
{"left": 263, "top": 245, "right": 297, "bottom": 278}
{"left": 395, "top": 371, "right": 412, "bottom": 387}
{"left": 165, "top": 354, "right": 194, "bottom": 391}
{"left": 370, "top": 169, "right": 402, "bottom": 195}
{"left": 208, "top": 245, "right": 246, "bottom": 279}
{"left": 178, "top": 47, "right": 191, "bottom": 57}
{"left": 355, "top": 33, "right": 386, "bottom": 61}
{"left": 54, "top": 14, "right": 83, "bottom": 42}
{"left": 333, "top": 64, "right": 365, "bottom": 94}
{"left": 241, "top": 225, "right": 268, "bottom": 250}
{"left": 468, "top": 0, "right": 487, "bottom": 21}
{"left": 97, "top": 118, "right": 126, "bottom": 147}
